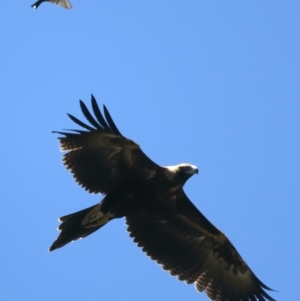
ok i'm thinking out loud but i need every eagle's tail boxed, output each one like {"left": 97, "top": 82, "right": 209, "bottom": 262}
{"left": 49, "top": 203, "right": 112, "bottom": 251}
{"left": 31, "top": 0, "right": 72, "bottom": 9}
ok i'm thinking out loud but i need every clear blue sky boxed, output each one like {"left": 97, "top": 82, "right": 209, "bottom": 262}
{"left": 1, "top": 1, "right": 299, "bottom": 300}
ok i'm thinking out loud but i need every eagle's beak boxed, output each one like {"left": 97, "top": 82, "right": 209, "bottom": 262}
{"left": 188, "top": 165, "right": 198, "bottom": 175}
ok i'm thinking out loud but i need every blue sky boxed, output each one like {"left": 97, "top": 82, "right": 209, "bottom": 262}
{"left": 1, "top": 1, "right": 299, "bottom": 300}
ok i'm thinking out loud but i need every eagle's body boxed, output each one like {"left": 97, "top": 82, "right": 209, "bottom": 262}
{"left": 50, "top": 95, "right": 276, "bottom": 301}
{"left": 31, "top": 0, "right": 72, "bottom": 9}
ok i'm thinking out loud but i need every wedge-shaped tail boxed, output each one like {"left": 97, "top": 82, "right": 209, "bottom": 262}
{"left": 49, "top": 203, "right": 113, "bottom": 251}
{"left": 31, "top": 0, "right": 72, "bottom": 9}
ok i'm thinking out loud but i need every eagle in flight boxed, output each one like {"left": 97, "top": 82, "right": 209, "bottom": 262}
{"left": 50, "top": 95, "right": 276, "bottom": 301}
{"left": 31, "top": 0, "right": 72, "bottom": 9}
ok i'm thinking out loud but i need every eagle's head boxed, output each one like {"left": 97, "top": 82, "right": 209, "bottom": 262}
{"left": 165, "top": 163, "right": 198, "bottom": 184}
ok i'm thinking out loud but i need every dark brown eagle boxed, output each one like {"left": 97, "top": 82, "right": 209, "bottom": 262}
{"left": 50, "top": 95, "right": 276, "bottom": 301}
{"left": 31, "top": 0, "right": 72, "bottom": 9}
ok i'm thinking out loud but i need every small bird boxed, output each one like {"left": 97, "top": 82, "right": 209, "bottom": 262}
{"left": 31, "top": 0, "right": 72, "bottom": 9}
{"left": 50, "top": 95, "right": 276, "bottom": 301}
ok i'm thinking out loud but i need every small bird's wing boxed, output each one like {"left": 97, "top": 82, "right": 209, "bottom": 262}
{"left": 126, "top": 190, "right": 276, "bottom": 301}
{"left": 54, "top": 95, "right": 161, "bottom": 194}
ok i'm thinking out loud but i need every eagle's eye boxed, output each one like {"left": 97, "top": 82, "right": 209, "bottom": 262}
{"left": 180, "top": 165, "right": 198, "bottom": 175}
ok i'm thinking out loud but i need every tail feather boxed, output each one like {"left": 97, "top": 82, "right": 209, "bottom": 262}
{"left": 31, "top": 0, "right": 72, "bottom": 9}
{"left": 49, "top": 203, "right": 111, "bottom": 251}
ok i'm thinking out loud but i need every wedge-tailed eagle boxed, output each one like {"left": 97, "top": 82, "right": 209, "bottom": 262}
{"left": 31, "top": 0, "right": 72, "bottom": 9}
{"left": 50, "top": 95, "right": 276, "bottom": 301}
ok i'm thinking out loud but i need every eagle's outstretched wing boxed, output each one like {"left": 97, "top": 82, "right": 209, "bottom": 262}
{"left": 54, "top": 95, "right": 160, "bottom": 194}
{"left": 126, "top": 190, "right": 275, "bottom": 301}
